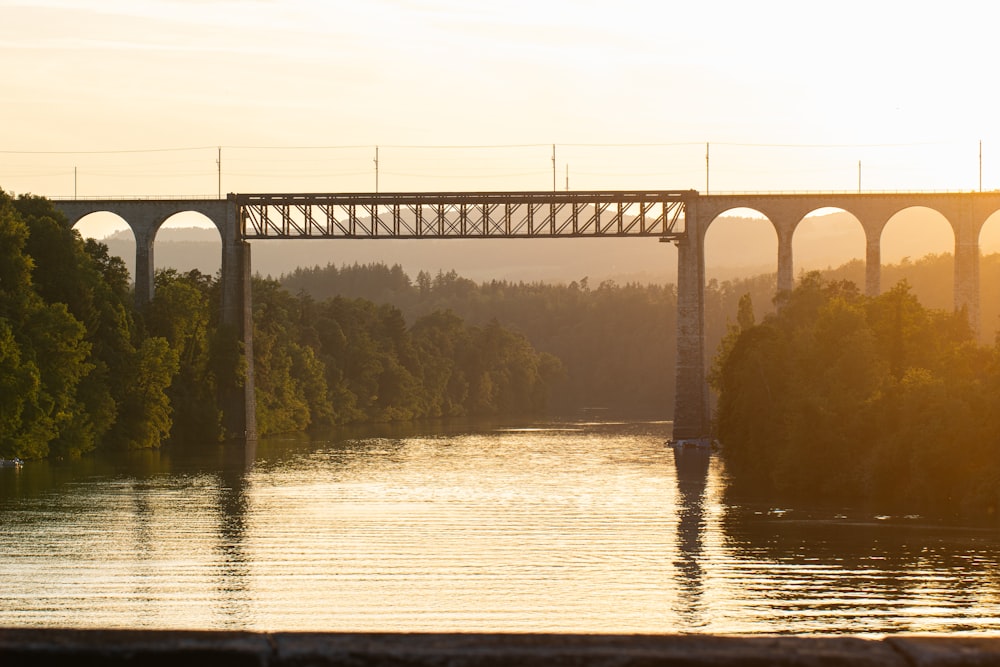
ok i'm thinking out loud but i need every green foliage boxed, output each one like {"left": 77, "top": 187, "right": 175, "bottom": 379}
{"left": 0, "top": 193, "right": 94, "bottom": 458}
{"left": 146, "top": 269, "right": 222, "bottom": 442}
{"left": 236, "top": 275, "right": 560, "bottom": 436}
{"left": 0, "top": 190, "right": 194, "bottom": 458}
{"left": 713, "top": 272, "right": 1000, "bottom": 518}
{"left": 108, "top": 336, "right": 179, "bottom": 450}
{"left": 281, "top": 263, "right": 674, "bottom": 415}
{"left": 0, "top": 319, "right": 44, "bottom": 457}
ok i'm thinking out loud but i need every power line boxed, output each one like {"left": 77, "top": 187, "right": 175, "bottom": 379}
{"left": 0, "top": 146, "right": 218, "bottom": 155}
{"left": 0, "top": 140, "right": 963, "bottom": 155}
{"left": 710, "top": 141, "right": 951, "bottom": 148}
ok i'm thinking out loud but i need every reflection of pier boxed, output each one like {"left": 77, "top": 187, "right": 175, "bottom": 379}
{"left": 214, "top": 444, "right": 255, "bottom": 626}
{"left": 672, "top": 446, "right": 711, "bottom": 627}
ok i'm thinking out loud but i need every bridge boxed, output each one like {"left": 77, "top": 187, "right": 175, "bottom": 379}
{"left": 53, "top": 190, "right": 1000, "bottom": 442}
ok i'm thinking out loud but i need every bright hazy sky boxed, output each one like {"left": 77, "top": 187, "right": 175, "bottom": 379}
{"left": 4, "top": 0, "right": 999, "bottom": 199}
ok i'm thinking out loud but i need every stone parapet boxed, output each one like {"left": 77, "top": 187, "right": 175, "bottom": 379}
{"left": 3, "top": 630, "right": 1000, "bottom": 666}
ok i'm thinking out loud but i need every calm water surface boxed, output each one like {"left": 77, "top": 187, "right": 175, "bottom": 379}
{"left": 2, "top": 419, "right": 1000, "bottom": 635}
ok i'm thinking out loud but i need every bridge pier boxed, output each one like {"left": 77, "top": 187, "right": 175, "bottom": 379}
{"left": 220, "top": 199, "right": 258, "bottom": 441}
{"left": 671, "top": 198, "right": 710, "bottom": 440}
{"left": 954, "top": 212, "right": 981, "bottom": 335}
{"left": 133, "top": 224, "right": 156, "bottom": 308}
{"left": 864, "top": 232, "right": 881, "bottom": 297}
{"left": 776, "top": 226, "right": 794, "bottom": 295}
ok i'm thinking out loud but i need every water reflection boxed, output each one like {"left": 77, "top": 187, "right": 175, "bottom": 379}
{"left": 214, "top": 444, "right": 254, "bottom": 627}
{"left": 4, "top": 421, "right": 1000, "bottom": 633}
{"left": 671, "top": 447, "right": 711, "bottom": 628}
{"left": 128, "top": 478, "right": 156, "bottom": 605}
{"left": 720, "top": 501, "right": 1000, "bottom": 634}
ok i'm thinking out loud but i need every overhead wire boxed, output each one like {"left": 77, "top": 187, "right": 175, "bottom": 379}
{"left": 0, "top": 140, "right": 964, "bottom": 154}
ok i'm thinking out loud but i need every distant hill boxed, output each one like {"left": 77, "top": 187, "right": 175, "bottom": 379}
{"left": 99, "top": 212, "right": 892, "bottom": 284}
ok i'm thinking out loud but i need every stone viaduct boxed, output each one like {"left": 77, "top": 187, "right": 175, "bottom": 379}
{"left": 54, "top": 198, "right": 256, "bottom": 442}
{"left": 53, "top": 191, "right": 1000, "bottom": 443}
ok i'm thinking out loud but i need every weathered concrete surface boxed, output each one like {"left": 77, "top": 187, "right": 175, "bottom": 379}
{"left": 272, "top": 633, "right": 903, "bottom": 666}
{"left": 0, "top": 629, "right": 271, "bottom": 666}
{"left": 888, "top": 637, "right": 1000, "bottom": 667}
{"left": 7, "top": 630, "right": 1000, "bottom": 666}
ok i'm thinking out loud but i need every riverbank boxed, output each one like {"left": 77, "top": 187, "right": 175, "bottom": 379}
{"left": 3, "top": 629, "right": 999, "bottom": 666}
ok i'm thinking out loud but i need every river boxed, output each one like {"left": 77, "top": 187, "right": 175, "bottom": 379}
{"left": 2, "top": 418, "right": 1000, "bottom": 635}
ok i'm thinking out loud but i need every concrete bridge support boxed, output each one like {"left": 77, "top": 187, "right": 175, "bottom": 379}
{"left": 133, "top": 222, "right": 157, "bottom": 308}
{"left": 775, "top": 225, "right": 795, "bottom": 295}
{"left": 864, "top": 233, "right": 881, "bottom": 297}
{"left": 953, "top": 212, "right": 981, "bottom": 335}
{"left": 219, "top": 198, "right": 258, "bottom": 441}
{"left": 671, "top": 199, "right": 710, "bottom": 440}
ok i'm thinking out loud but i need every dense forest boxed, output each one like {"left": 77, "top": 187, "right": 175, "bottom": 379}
{"left": 281, "top": 263, "right": 775, "bottom": 415}
{"left": 279, "top": 256, "right": 1000, "bottom": 418}
{"left": 0, "top": 191, "right": 177, "bottom": 459}
{"left": 0, "top": 192, "right": 560, "bottom": 460}
{"left": 712, "top": 274, "right": 1000, "bottom": 518}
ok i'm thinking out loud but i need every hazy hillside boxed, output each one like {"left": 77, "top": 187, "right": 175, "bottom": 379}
{"left": 100, "top": 211, "right": 901, "bottom": 284}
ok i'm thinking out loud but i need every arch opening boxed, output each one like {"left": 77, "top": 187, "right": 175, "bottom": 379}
{"left": 793, "top": 207, "right": 866, "bottom": 287}
{"left": 73, "top": 211, "right": 131, "bottom": 242}
{"left": 703, "top": 207, "right": 777, "bottom": 371}
{"left": 73, "top": 212, "right": 136, "bottom": 287}
{"left": 155, "top": 211, "right": 223, "bottom": 278}
{"left": 704, "top": 207, "right": 775, "bottom": 282}
{"left": 880, "top": 206, "right": 954, "bottom": 312}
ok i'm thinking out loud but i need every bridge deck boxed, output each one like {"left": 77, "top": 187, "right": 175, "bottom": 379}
{"left": 235, "top": 191, "right": 692, "bottom": 240}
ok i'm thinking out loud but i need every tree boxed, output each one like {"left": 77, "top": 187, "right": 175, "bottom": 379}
{"left": 146, "top": 269, "right": 222, "bottom": 441}
{"left": 0, "top": 192, "right": 94, "bottom": 458}
{"left": 712, "top": 272, "right": 1000, "bottom": 519}
{"left": 109, "top": 337, "right": 179, "bottom": 450}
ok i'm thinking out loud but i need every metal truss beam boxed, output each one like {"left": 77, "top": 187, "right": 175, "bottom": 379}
{"left": 235, "top": 191, "right": 692, "bottom": 240}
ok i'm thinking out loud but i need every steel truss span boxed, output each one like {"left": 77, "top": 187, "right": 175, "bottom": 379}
{"left": 235, "top": 191, "right": 692, "bottom": 240}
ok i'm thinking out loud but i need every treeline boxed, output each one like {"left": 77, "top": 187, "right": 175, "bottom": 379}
{"left": 283, "top": 264, "right": 684, "bottom": 414}
{"left": 281, "top": 263, "right": 797, "bottom": 414}
{"left": 0, "top": 192, "right": 179, "bottom": 459}
{"left": 712, "top": 274, "right": 1000, "bottom": 518}
{"left": 151, "top": 271, "right": 561, "bottom": 438}
{"left": 0, "top": 193, "right": 559, "bottom": 460}
{"left": 248, "top": 279, "right": 561, "bottom": 432}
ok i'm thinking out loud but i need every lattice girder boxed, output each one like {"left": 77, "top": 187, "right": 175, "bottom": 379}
{"left": 237, "top": 191, "right": 692, "bottom": 240}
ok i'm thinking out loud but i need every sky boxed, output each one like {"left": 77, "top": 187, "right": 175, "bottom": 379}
{"left": 3, "top": 0, "right": 999, "bottom": 201}
{"left": 4, "top": 0, "right": 1000, "bottom": 270}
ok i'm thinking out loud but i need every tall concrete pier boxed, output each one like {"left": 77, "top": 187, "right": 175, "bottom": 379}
{"left": 669, "top": 195, "right": 710, "bottom": 440}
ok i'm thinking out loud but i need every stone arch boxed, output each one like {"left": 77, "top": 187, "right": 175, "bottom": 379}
{"left": 71, "top": 210, "right": 132, "bottom": 241}
{"left": 702, "top": 206, "right": 778, "bottom": 368}
{"left": 703, "top": 206, "right": 778, "bottom": 280}
{"left": 154, "top": 211, "right": 224, "bottom": 278}
{"left": 879, "top": 206, "right": 955, "bottom": 312}
{"left": 792, "top": 207, "right": 866, "bottom": 285}
{"left": 71, "top": 211, "right": 136, "bottom": 288}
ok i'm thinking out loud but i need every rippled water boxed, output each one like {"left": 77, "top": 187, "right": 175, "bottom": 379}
{"left": 2, "top": 419, "right": 1000, "bottom": 635}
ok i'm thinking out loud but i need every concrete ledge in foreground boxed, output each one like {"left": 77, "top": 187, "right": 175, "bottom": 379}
{"left": 3, "top": 629, "right": 1000, "bottom": 666}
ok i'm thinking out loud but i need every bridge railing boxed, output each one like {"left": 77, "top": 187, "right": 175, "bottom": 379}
{"left": 235, "top": 191, "right": 692, "bottom": 240}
